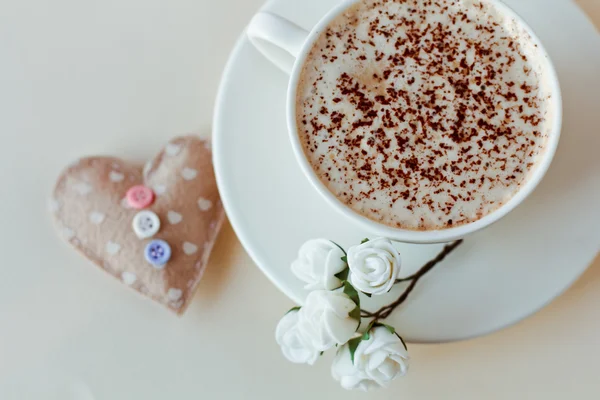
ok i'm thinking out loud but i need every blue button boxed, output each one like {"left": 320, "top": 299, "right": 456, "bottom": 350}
{"left": 145, "top": 239, "right": 171, "bottom": 268}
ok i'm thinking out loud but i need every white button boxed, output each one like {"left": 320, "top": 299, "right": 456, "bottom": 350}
{"left": 132, "top": 210, "right": 160, "bottom": 239}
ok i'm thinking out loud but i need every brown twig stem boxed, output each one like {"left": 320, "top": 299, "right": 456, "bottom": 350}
{"left": 360, "top": 240, "right": 463, "bottom": 321}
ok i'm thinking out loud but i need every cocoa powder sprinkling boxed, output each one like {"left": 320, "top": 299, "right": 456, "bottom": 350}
{"left": 296, "top": 0, "right": 552, "bottom": 230}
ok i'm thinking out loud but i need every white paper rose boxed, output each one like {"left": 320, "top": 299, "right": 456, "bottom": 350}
{"left": 347, "top": 238, "right": 401, "bottom": 295}
{"left": 297, "top": 290, "right": 359, "bottom": 352}
{"left": 275, "top": 309, "right": 320, "bottom": 365}
{"left": 291, "top": 239, "right": 347, "bottom": 291}
{"left": 331, "top": 326, "right": 409, "bottom": 391}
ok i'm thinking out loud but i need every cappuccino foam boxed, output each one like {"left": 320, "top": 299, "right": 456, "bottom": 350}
{"left": 296, "top": 0, "right": 554, "bottom": 230}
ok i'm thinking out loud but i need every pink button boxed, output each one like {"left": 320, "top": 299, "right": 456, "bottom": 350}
{"left": 126, "top": 185, "right": 155, "bottom": 209}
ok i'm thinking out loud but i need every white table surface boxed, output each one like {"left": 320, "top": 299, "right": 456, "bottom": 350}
{"left": 0, "top": 0, "right": 599, "bottom": 398}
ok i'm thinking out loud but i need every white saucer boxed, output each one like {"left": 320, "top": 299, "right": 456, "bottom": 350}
{"left": 213, "top": 0, "right": 600, "bottom": 343}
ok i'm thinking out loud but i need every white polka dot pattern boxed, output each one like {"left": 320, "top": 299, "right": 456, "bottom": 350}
{"left": 106, "top": 241, "right": 121, "bottom": 255}
{"left": 89, "top": 211, "right": 106, "bottom": 225}
{"left": 167, "top": 288, "right": 183, "bottom": 302}
{"left": 109, "top": 171, "right": 125, "bottom": 182}
{"left": 198, "top": 198, "right": 213, "bottom": 211}
{"left": 51, "top": 136, "right": 225, "bottom": 314}
{"left": 183, "top": 242, "right": 198, "bottom": 255}
{"left": 167, "top": 211, "right": 183, "bottom": 225}
{"left": 73, "top": 182, "right": 93, "bottom": 195}
{"left": 122, "top": 271, "right": 137, "bottom": 286}
{"left": 181, "top": 168, "right": 198, "bottom": 181}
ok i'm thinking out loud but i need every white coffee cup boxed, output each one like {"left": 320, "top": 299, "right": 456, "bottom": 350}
{"left": 247, "top": 0, "right": 562, "bottom": 244}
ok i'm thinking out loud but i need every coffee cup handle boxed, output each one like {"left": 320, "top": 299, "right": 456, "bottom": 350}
{"left": 247, "top": 13, "right": 309, "bottom": 75}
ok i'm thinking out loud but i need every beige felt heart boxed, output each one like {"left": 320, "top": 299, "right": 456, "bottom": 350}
{"left": 51, "top": 136, "right": 225, "bottom": 314}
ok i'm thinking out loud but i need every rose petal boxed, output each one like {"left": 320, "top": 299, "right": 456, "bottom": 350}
{"left": 367, "top": 350, "right": 388, "bottom": 370}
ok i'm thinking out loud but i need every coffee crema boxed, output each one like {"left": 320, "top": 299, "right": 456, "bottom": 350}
{"left": 296, "top": 0, "right": 554, "bottom": 230}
